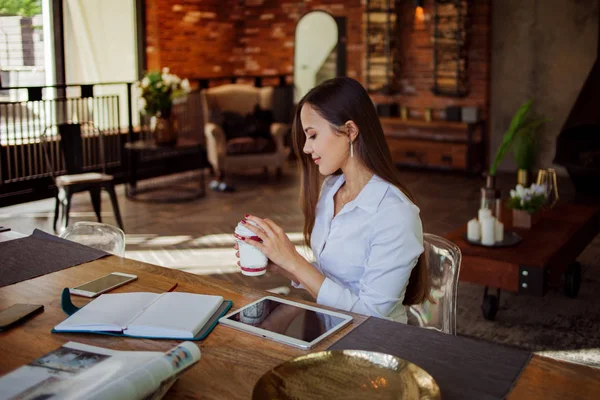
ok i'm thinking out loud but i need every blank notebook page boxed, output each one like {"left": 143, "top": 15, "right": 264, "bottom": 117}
{"left": 56, "top": 292, "right": 159, "bottom": 331}
{"left": 126, "top": 292, "right": 224, "bottom": 337}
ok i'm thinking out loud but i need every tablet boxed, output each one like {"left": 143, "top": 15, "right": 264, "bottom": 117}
{"left": 219, "top": 296, "right": 353, "bottom": 349}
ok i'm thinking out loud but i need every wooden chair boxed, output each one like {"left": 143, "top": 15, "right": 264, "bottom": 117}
{"left": 41, "top": 122, "right": 124, "bottom": 233}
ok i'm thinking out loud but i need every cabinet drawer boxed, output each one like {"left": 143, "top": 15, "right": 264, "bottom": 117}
{"left": 386, "top": 138, "right": 467, "bottom": 170}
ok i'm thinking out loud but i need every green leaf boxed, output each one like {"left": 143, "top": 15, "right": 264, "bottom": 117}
{"left": 490, "top": 99, "right": 533, "bottom": 175}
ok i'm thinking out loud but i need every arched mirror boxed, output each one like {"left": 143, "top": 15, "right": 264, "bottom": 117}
{"left": 294, "top": 11, "right": 343, "bottom": 103}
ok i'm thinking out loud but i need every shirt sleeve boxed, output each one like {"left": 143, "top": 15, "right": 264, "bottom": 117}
{"left": 316, "top": 206, "right": 424, "bottom": 319}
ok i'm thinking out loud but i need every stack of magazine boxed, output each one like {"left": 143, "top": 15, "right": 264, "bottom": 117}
{"left": 0, "top": 341, "right": 200, "bottom": 400}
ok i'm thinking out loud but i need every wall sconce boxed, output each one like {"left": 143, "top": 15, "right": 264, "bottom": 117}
{"left": 414, "top": 0, "right": 425, "bottom": 22}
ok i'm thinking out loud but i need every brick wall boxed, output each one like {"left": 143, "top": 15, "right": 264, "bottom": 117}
{"left": 146, "top": 0, "right": 490, "bottom": 116}
{"left": 145, "top": 0, "right": 243, "bottom": 78}
{"left": 146, "top": 0, "right": 365, "bottom": 80}
{"left": 371, "top": 0, "right": 491, "bottom": 119}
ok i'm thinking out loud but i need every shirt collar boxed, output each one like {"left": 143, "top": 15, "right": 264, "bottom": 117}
{"left": 330, "top": 174, "right": 391, "bottom": 216}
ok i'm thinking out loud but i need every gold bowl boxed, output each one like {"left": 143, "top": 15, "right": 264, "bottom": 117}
{"left": 252, "top": 350, "right": 441, "bottom": 399}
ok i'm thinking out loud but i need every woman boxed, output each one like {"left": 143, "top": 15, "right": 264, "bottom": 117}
{"left": 234, "top": 77, "right": 429, "bottom": 323}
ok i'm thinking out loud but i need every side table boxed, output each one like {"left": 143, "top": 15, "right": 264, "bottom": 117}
{"left": 125, "top": 139, "right": 208, "bottom": 202}
{"left": 445, "top": 202, "right": 600, "bottom": 320}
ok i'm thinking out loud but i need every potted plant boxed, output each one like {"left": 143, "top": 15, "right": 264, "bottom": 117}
{"left": 507, "top": 183, "right": 547, "bottom": 229}
{"left": 138, "top": 68, "right": 190, "bottom": 145}
{"left": 482, "top": 100, "right": 535, "bottom": 216}
{"left": 512, "top": 108, "right": 547, "bottom": 186}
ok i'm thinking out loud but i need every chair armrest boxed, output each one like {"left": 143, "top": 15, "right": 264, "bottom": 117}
{"left": 270, "top": 123, "right": 290, "bottom": 151}
{"left": 205, "top": 123, "right": 227, "bottom": 155}
{"left": 205, "top": 123, "right": 227, "bottom": 171}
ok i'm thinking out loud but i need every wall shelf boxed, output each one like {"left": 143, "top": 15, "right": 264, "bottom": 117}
{"left": 365, "top": 0, "right": 397, "bottom": 93}
{"left": 432, "top": 0, "right": 469, "bottom": 97}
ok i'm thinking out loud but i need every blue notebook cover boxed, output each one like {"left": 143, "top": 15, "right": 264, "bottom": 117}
{"left": 52, "top": 288, "right": 232, "bottom": 341}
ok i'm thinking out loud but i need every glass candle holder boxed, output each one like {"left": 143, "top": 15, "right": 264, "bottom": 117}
{"left": 480, "top": 175, "right": 502, "bottom": 221}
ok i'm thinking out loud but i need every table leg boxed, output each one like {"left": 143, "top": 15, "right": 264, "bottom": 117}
{"left": 481, "top": 286, "right": 501, "bottom": 321}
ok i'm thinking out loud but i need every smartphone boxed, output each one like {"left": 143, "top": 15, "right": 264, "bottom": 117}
{"left": 0, "top": 304, "right": 44, "bottom": 331}
{"left": 70, "top": 272, "right": 138, "bottom": 297}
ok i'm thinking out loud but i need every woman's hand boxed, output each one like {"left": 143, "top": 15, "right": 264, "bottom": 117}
{"left": 234, "top": 214, "right": 326, "bottom": 298}
{"left": 233, "top": 215, "right": 302, "bottom": 273}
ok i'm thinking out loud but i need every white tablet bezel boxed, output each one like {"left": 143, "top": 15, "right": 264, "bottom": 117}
{"left": 218, "top": 296, "right": 353, "bottom": 350}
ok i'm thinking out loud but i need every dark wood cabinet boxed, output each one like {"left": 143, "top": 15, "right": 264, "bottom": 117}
{"left": 380, "top": 117, "right": 485, "bottom": 174}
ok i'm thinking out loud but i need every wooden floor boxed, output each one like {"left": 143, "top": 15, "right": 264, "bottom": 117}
{"left": 3, "top": 162, "right": 600, "bottom": 367}
{"left": 1, "top": 163, "right": 497, "bottom": 297}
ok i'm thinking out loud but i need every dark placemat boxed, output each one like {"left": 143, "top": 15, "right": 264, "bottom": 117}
{"left": 0, "top": 229, "right": 109, "bottom": 287}
{"left": 329, "top": 318, "right": 532, "bottom": 400}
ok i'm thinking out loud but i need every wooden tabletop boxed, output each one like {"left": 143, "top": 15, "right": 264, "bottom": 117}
{"left": 0, "top": 256, "right": 367, "bottom": 399}
{"left": 1, "top": 256, "right": 600, "bottom": 399}
{"left": 445, "top": 202, "right": 600, "bottom": 292}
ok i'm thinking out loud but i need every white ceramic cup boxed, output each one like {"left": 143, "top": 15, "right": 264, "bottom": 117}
{"left": 235, "top": 220, "right": 268, "bottom": 276}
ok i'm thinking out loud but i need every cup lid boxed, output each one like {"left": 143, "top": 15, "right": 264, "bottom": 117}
{"left": 235, "top": 219, "right": 258, "bottom": 236}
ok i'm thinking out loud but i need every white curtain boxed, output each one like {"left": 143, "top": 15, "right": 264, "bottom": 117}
{"left": 63, "top": 0, "right": 139, "bottom": 128}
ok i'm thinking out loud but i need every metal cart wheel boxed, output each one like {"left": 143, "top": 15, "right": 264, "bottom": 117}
{"left": 481, "top": 286, "right": 500, "bottom": 321}
{"left": 564, "top": 261, "right": 582, "bottom": 298}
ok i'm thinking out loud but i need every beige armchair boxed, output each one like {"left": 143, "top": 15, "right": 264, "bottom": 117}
{"left": 201, "top": 84, "right": 291, "bottom": 182}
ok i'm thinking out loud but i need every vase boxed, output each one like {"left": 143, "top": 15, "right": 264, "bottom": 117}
{"left": 512, "top": 209, "right": 541, "bottom": 229}
{"left": 517, "top": 168, "right": 529, "bottom": 186}
{"left": 152, "top": 115, "right": 177, "bottom": 146}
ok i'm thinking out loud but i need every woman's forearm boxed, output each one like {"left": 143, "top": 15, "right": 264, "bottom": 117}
{"left": 285, "top": 256, "right": 326, "bottom": 299}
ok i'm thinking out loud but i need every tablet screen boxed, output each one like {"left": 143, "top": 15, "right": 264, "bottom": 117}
{"left": 224, "top": 298, "right": 347, "bottom": 342}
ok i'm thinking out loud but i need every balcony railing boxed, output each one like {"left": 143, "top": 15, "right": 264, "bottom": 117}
{"left": 0, "top": 75, "right": 293, "bottom": 206}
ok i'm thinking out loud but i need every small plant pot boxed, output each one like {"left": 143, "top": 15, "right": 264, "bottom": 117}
{"left": 512, "top": 209, "right": 541, "bottom": 229}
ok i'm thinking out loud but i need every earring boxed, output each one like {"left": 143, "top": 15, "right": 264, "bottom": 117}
{"left": 350, "top": 141, "right": 354, "bottom": 158}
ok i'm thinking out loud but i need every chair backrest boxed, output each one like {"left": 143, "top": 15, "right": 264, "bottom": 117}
{"left": 60, "top": 221, "right": 125, "bottom": 256}
{"left": 407, "top": 233, "right": 462, "bottom": 335}
{"left": 201, "top": 84, "right": 274, "bottom": 122}
{"left": 57, "top": 123, "right": 84, "bottom": 174}
{"left": 41, "top": 122, "right": 106, "bottom": 177}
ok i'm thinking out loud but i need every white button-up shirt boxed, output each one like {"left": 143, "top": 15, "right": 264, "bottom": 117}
{"left": 307, "top": 173, "right": 424, "bottom": 323}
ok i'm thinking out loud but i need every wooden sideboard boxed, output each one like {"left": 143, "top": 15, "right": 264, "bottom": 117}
{"left": 379, "top": 117, "right": 486, "bottom": 174}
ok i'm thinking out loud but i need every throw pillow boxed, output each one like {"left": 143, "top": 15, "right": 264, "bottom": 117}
{"left": 245, "top": 105, "right": 273, "bottom": 140}
{"left": 221, "top": 111, "right": 247, "bottom": 140}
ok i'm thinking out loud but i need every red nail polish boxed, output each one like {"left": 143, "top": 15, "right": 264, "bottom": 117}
{"left": 245, "top": 214, "right": 250, "bottom": 218}
{"left": 241, "top": 220, "right": 246, "bottom": 224}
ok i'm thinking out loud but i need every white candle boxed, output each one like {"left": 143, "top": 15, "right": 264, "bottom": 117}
{"left": 481, "top": 216, "right": 496, "bottom": 246}
{"left": 478, "top": 208, "right": 492, "bottom": 221}
{"left": 467, "top": 218, "right": 481, "bottom": 241}
{"left": 495, "top": 220, "right": 504, "bottom": 242}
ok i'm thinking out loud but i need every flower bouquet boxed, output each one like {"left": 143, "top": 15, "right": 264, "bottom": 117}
{"left": 138, "top": 68, "right": 190, "bottom": 145}
{"left": 507, "top": 183, "right": 547, "bottom": 228}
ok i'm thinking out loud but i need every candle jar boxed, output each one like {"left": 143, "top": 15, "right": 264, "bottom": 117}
{"left": 400, "top": 106, "right": 408, "bottom": 120}
{"left": 536, "top": 168, "right": 559, "bottom": 208}
{"left": 424, "top": 108, "right": 432, "bottom": 122}
{"left": 480, "top": 175, "right": 502, "bottom": 221}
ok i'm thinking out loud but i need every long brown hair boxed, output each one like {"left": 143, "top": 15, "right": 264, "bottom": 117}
{"left": 292, "top": 77, "right": 430, "bottom": 305}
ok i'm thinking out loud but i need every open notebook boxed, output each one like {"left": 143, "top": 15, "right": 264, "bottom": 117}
{"left": 53, "top": 292, "right": 231, "bottom": 340}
